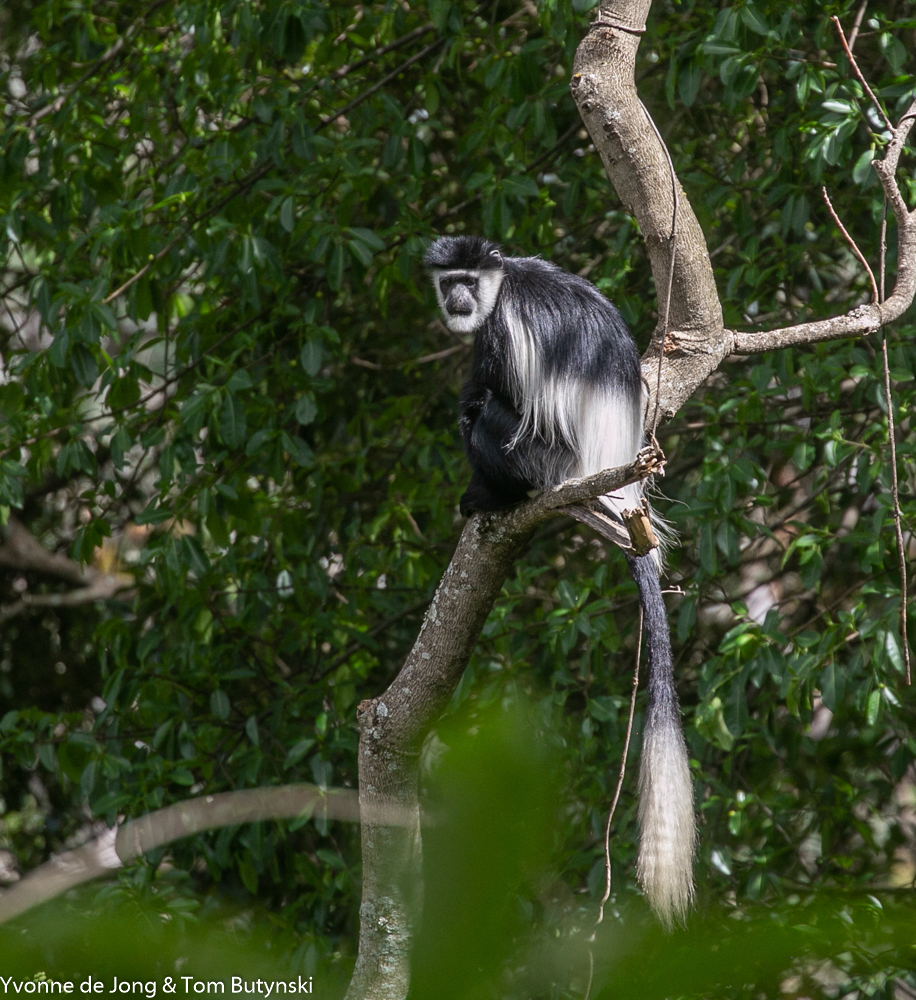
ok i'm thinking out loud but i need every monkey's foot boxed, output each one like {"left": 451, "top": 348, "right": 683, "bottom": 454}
{"left": 636, "top": 443, "right": 666, "bottom": 478}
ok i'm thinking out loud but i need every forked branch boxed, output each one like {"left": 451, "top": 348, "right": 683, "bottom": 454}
{"left": 734, "top": 95, "right": 916, "bottom": 354}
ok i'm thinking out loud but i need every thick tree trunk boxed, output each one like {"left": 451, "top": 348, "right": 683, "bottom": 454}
{"left": 344, "top": 516, "right": 531, "bottom": 999}
{"left": 344, "top": 460, "right": 658, "bottom": 1000}
{"left": 571, "top": 0, "right": 729, "bottom": 422}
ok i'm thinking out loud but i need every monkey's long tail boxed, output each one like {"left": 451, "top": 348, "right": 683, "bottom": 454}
{"left": 626, "top": 552, "right": 695, "bottom": 930}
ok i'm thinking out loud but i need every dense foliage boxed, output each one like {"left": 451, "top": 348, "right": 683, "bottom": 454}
{"left": 0, "top": 0, "right": 914, "bottom": 993}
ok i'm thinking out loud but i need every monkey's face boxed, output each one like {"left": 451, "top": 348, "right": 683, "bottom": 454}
{"left": 441, "top": 274, "right": 477, "bottom": 316}
{"left": 432, "top": 269, "right": 504, "bottom": 333}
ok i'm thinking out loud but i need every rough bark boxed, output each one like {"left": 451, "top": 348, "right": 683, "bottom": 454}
{"left": 571, "top": 1, "right": 729, "bottom": 423}
{"left": 345, "top": 3, "right": 916, "bottom": 997}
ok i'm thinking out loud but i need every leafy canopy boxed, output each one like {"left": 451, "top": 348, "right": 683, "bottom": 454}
{"left": 0, "top": 0, "right": 914, "bottom": 993}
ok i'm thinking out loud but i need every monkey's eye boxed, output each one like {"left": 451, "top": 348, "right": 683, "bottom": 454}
{"left": 489, "top": 249, "right": 501, "bottom": 259}
{"left": 440, "top": 276, "right": 476, "bottom": 292}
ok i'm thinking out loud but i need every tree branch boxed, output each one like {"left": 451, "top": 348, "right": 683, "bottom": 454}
{"left": 571, "top": 3, "right": 730, "bottom": 423}
{"left": 734, "top": 97, "right": 916, "bottom": 355}
{"left": 0, "top": 784, "right": 368, "bottom": 925}
{"left": 0, "top": 518, "right": 132, "bottom": 620}
{"left": 572, "top": 4, "right": 916, "bottom": 404}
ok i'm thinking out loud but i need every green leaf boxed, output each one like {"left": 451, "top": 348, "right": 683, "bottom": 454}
{"left": 819, "top": 662, "right": 844, "bottom": 712}
{"left": 678, "top": 61, "right": 701, "bottom": 107}
{"left": 136, "top": 503, "right": 173, "bottom": 526}
{"left": 207, "top": 508, "right": 230, "bottom": 548}
{"left": 210, "top": 690, "right": 230, "bottom": 720}
{"left": 429, "top": 0, "right": 452, "bottom": 31}
{"left": 866, "top": 688, "right": 882, "bottom": 726}
{"left": 328, "top": 244, "right": 346, "bottom": 290}
{"left": 699, "top": 524, "right": 717, "bottom": 574}
{"left": 282, "top": 431, "right": 314, "bottom": 467}
{"left": 238, "top": 857, "right": 258, "bottom": 894}
{"left": 821, "top": 99, "right": 855, "bottom": 115}
{"left": 245, "top": 715, "right": 260, "bottom": 747}
{"left": 280, "top": 197, "right": 295, "bottom": 233}
{"left": 556, "top": 580, "right": 576, "bottom": 609}
{"left": 884, "top": 630, "right": 904, "bottom": 673}
{"left": 110, "top": 428, "right": 132, "bottom": 469}
{"left": 348, "top": 239, "right": 374, "bottom": 267}
{"left": 108, "top": 375, "right": 140, "bottom": 410}
{"left": 219, "top": 393, "right": 247, "bottom": 449}
{"left": 246, "top": 428, "right": 274, "bottom": 456}
{"left": 586, "top": 697, "right": 614, "bottom": 722}
{"left": 227, "top": 369, "right": 253, "bottom": 392}
{"left": 348, "top": 227, "right": 385, "bottom": 251}
{"left": 853, "top": 148, "right": 875, "bottom": 185}
{"left": 282, "top": 13, "right": 306, "bottom": 62}
{"left": 80, "top": 761, "right": 98, "bottom": 798}
{"left": 501, "top": 175, "right": 540, "bottom": 199}
{"left": 300, "top": 340, "right": 323, "bottom": 376}
{"left": 696, "top": 696, "right": 735, "bottom": 751}
{"left": 295, "top": 395, "right": 317, "bottom": 425}
{"left": 738, "top": 5, "right": 769, "bottom": 34}
{"left": 284, "top": 738, "right": 316, "bottom": 769}
{"left": 316, "top": 848, "right": 346, "bottom": 870}
{"left": 71, "top": 343, "right": 99, "bottom": 387}
{"left": 291, "top": 122, "right": 315, "bottom": 161}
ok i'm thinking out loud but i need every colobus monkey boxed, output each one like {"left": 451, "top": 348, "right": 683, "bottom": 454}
{"left": 425, "top": 235, "right": 695, "bottom": 929}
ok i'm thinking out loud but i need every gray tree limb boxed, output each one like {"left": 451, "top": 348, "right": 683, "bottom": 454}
{"left": 0, "top": 784, "right": 364, "bottom": 925}
{"left": 0, "top": 517, "right": 133, "bottom": 622}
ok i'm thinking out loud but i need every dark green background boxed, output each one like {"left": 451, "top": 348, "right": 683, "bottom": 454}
{"left": 0, "top": 0, "right": 914, "bottom": 994}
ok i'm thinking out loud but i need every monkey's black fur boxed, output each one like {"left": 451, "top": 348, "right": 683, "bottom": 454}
{"left": 426, "top": 235, "right": 695, "bottom": 927}
{"left": 424, "top": 234, "right": 503, "bottom": 271}
{"left": 429, "top": 237, "right": 642, "bottom": 514}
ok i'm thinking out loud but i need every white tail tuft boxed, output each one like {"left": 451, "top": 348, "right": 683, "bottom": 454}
{"left": 636, "top": 716, "right": 696, "bottom": 930}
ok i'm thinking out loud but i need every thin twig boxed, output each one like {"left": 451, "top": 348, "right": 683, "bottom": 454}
{"left": 24, "top": 0, "right": 171, "bottom": 127}
{"left": 583, "top": 949, "right": 595, "bottom": 1000}
{"left": 329, "top": 23, "right": 436, "bottom": 80}
{"left": 821, "top": 186, "right": 879, "bottom": 303}
{"left": 0, "top": 306, "right": 262, "bottom": 460}
{"left": 597, "top": 607, "right": 642, "bottom": 925}
{"left": 831, "top": 15, "right": 893, "bottom": 132}
{"left": 880, "top": 197, "right": 887, "bottom": 304}
{"left": 877, "top": 195, "right": 911, "bottom": 683}
{"left": 0, "top": 784, "right": 373, "bottom": 926}
{"left": 879, "top": 336, "right": 909, "bottom": 683}
{"left": 145, "top": 23, "right": 444, "bottom": 195}
{"left": 443, "top": 122, "right": 579, "bottom": 220}
{"left": 0, "top": 580, "right": 132, "bottom": 623}
{"left": 640, "top": 100, "right": 678, "bottom": 436}
{"left": 319, "top": 37, "right": 445, "bottom": 130}
{"left": 415, "top": 344, "right": 468, "bottom": 364}
{"left": 847, "top": 1, "right": 868, "bottom": 52}
{"left": 102, "top": 162, "right": 271, "bottom": 305}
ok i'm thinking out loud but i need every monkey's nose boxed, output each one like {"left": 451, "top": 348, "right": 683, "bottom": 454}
{"left": 446, "top": 294, "right": 473, "bottom": 315}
